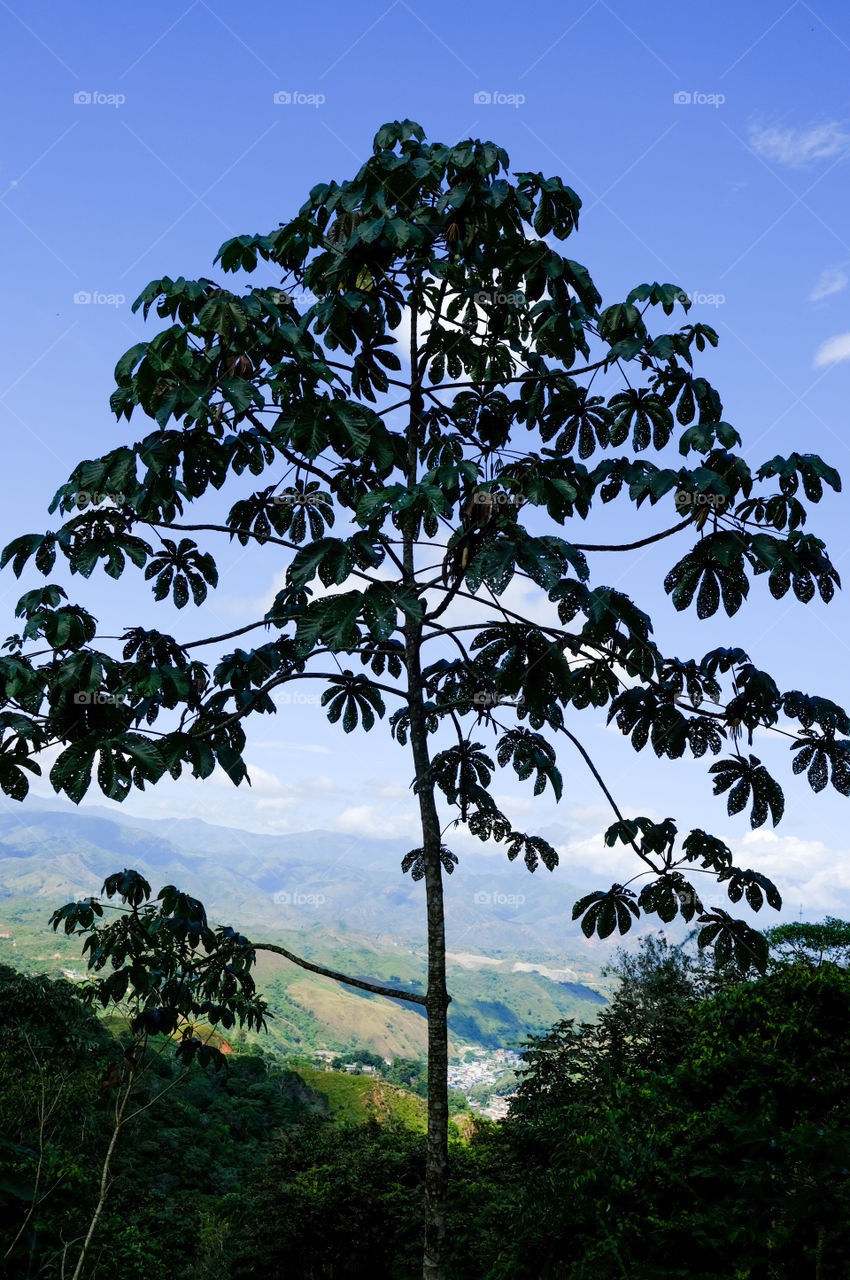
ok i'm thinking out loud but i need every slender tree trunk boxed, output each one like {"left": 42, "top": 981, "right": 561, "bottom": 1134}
{"left": 404, "top": 299, "right": 450, "bottom": 1280}
{"left": 407, "top": 641, "right": 450, "bottom": 1279}
{"left": 70, "top": 1065, "right": 135, "bottom": 1280}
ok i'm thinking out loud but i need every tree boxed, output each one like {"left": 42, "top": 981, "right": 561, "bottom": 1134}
{"left": 0, "top": 958, "right": 309, "bottom": 1280}
{"left": 500, "top": 938, "right": 850, "bottom": 1278}
{"left": 46, "top": 869, "right": 267, "bottom": 1280}
{"left": 765, "top": 916, "right": 850, "bottom": 969}
{"left": 0, "top": 117, "right": 848, "bottom": 1277}
{"left": 507, "top": 934, "right": 716, "bottom": 1135}
{"left": 0, "top": 965, "right": 110, "bottom": 1276}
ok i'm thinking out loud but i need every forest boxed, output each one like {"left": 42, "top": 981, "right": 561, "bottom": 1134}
{"left": 2, "top": 918, "right": 849, "bottom": 1279}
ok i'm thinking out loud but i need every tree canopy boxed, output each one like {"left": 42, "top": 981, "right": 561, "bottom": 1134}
{"left": 2, "top": 117, "right": 849, "bottom": 1277}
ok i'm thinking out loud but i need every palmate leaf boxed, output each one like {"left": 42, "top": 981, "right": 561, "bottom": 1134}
{"left": 0, "top": 741, "right": 41, "bottom": 800}
{"left": 604, "top": 815, "right": 677, "bottom": 857}
{"left": 626, "top": 281, "right": 691, "bottom": 317}
{"left": 790, "top": 734, "right": 850, "bottom": 796}
{"left": 496, "top": 728, "right": 562, "bottom": 799}
{"left": 638, "top": 873, "right": 702, "bottom": 923}
{"left": 321, "top": 672, "right": 386, "bottom": 732}
{"left": 664, "top": 534, "right": 750, "bottom": 617}
{"left": 401, "top": 844, "right": 458, "bottom": 881}
{"left": 49, "top": 733, "right": 168, "bottom": 805}
{"left": 463, "top": 539, "right": 516, "bottom": 594}
{"left": 571, "top": 885, "right": 640, "bottom": 939}
{"left": 608, "top": 388, "right": 673, "bottom": 452}
{"left": 709, "top": 754, "right": 784, "bottom": 828}
{"left": 607, "top": 688, "right": 689, "bottom": 758}
{"left": 425, "top": 741, "right": 494, "bottom": 808}
{"left": 49, "top": 739, "right": 98, "bottom": 803}
{"left": 289, "top": 537, "right": 354, "bottom": 589}
{"left": 294, "top": 592, "right": 363, "bottom": 655}
{"left": 716, "top": 865, "right": 782, "bottom": 912}
{"left": 545, "top": 388, "right": 611, "bottom": 458}
{"left": 680, "top": 828, "right": 733, "bottom": 871}
{"left": 783, "top": 690, "right": 850, "bottom": 734}
{"left": 503, "top": 830, "right": 559, "bottom": 872}
{"left": 696, "top": 909, "right": 769, "bottom": 975}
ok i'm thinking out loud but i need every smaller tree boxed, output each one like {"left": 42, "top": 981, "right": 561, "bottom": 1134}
{"left": 0, "top": 965, "right": 110, "bottom": 1277}
{"left": 47, "top": 869, "right": 267, "bottom": 1280}
{"left": 765, "top": 915, "right": 850, "bottom": 969}
{"left": 509, "top": 935, "right": 712, "bottom": 1130}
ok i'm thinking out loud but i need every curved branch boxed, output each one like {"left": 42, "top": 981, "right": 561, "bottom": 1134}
{"left": 142, "top": 519, "right": 299, "bottom": 550}
{"left": 183, "top": 620, "right": 273, "bottom": 650}
{"left": 191, "top": 668, "right": 407, "bottom": 738}
{"left": 573, "top": 517, "right": 694, "bottom": 553}
{"left": 252, "top": 942, "right": 427, "bottom": 1005}
{"left": 557, "top": 723, "right": 662, "bottom": 874}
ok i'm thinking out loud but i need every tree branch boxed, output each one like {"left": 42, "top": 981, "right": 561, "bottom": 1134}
{"left": 573, "top": 517, "right": 694, "bottom": 553}
{"left": 557, "top": 723, "right": 662, "bottom": 874}
{"left": 252, "top": 942, "right": 426, "bottom": 1005}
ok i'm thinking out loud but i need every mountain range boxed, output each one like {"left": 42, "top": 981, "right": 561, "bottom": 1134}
{"left": 0, "top": 798, "right": 644, "bottom": 1059}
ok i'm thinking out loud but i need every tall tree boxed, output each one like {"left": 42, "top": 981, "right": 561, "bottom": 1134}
{"left": 1, "top": 119, "right": 848, "bottom": 1277}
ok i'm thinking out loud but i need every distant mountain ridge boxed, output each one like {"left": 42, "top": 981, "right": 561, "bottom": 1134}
{"left": 0, "top": 798, "right": 619, "bottom": 1059}
{"left": 0, "top": 797, "right": 611, "bottom": 957}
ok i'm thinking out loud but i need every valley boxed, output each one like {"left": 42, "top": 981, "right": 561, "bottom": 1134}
{"left": 0, "top": 798, "right": 619, "bottom": 1085}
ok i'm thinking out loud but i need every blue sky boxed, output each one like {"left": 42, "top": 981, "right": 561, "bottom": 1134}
{"left": 2, "top": 0, "right": 850, "bottom": 921}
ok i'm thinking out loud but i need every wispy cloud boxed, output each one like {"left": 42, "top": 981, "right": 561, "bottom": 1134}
{"left": 810, "top": 264, "right": 849, "bottom": 302}
{"left": 748, "top": 121, "right": 850, "bottom": 167}
{"left": 813, "top": 332, "right": 850, "bottom": 367}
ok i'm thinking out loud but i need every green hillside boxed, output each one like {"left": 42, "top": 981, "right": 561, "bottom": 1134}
{"left": 291, "top": 1064, "right": 428, "bottom": 1131}
{"left": 0, "top": 803, "right": 611, "bottom": 1063}
{"left": 2, "top": 895, "right": 606, "bottom": 1063}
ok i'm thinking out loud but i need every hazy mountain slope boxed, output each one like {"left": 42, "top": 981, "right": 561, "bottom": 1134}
{"left": 0, "top": 799, "right": 614, "bottom": 1059}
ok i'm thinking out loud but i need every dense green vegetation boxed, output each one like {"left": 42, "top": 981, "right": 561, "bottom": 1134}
{"left": 3, "top": 923, "right": 849, "bottom": 1278}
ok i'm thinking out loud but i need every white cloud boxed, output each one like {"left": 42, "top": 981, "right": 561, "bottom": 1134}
{"left": 810, "top": 265, "right": 848, "bottom": 302}
{"left": 736, "top": 829, "right": 850, "bottom": 915}
{"left": 335, "top": 804, "right": 418, "bottom": 840}
{"left": 749, "top": 121, "right": 850, "bottom": 167}
{"left": 491, "top": 793, "right": 534, "bottom": 816}
{"left": 813, "top": 333, "right": 850, "bottom": 367}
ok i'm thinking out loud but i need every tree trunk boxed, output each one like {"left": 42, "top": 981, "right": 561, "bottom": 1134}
{"left": 407, "top": 645, "right": 450, "bottom": 1280}
{"left": 404, "top": 300, "right": 450, "bottom": 1280}
{"left": 70, "top": 1065, "right": 135, "bottom": 1280}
